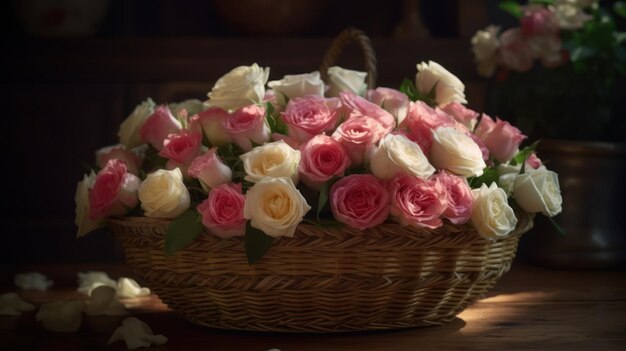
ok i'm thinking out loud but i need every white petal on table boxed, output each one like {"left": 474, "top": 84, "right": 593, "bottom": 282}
{"left": 85, "top": 286, "right": 128, "bottom": 316}
{"left": 0, "top": 292, "right": 35, "bottom": 316}
{"left": 108, "top": 317, "right": 168, "bottom": 350}
{"left": 14, "top": 272, "right": 53, "bottom": 291}
{"left": 36, "top": 300, "right": 85, "bottom": 333}
{"left": 116, "top": 277, "right": 151, "bottom": 298}
{"left": 77, "top": 271, "right": 117, "bottom": 296}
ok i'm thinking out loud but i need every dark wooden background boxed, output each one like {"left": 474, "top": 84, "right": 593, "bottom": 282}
{"left": 0, "top": 0, "right": 524, "bottom": 263}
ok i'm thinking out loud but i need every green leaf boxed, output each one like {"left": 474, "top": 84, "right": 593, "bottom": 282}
{"left": 548, "top": 216, "right": 566, "bottom": 236}
{"left": 245, "top": 222, "right": 274, "bottom": 265}
{"left": 164, "top": 210, "right": 204, "bottom": 256}
{"left": 317, "top": 177, "right": 337, "bottom": 221}
{"left": 499, "top": 0, "right": 523, "bottom": 18}
{"left": 530, "top": 0, "right": 554, "bottom": 5}
{"left": 264, "top": 101, "right": 287, "bottom": 135}
{"left": 614, "top": 2, "right": 626, "bottom": 18}
{"left": 468, "top": 167, "right": 499, "bottom": 189}
{"left": 511, "top": 140, "right": 540, "bottom": 166}
{"left": 399, "top": 78, "right": 419, "bottom": 101}
{"left": 570, "top": 46, "right": 597, "bottom": 62}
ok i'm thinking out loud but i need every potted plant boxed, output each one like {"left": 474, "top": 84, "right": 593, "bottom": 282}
{"left": 471, "top": 0, "right": 626, "bottom": 268}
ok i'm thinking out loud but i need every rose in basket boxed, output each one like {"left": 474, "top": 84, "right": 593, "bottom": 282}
{"left": 75, "top": 61, "right": 563, "bottom": 264}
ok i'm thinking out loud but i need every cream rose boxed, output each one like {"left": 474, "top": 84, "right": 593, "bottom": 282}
{"left": 267, "top": 71, "right": 325, "bottom": 105}
{"left": 138, "top": 168, "right": 190, "bottom": 218}
{"left": 471, "top": 26, "right": 501, "bottom": 77}
{"left": 206, "top": 63, "right": 270, "bottom": 112}
{"left": 430, "top": 127, "right": 486, "bottom": 177}
{"left": 415, "top": 61, "right": 467, "bottom": 106}
{"left": 243, "top": 177, "right": 311, "bottom": 238}
{"left": 370, "top": 133, "right": 435, "bottom": 180}
{"left": 117, "top": 98, "right": 156, "bottom": 149}
{"left": 513, "top": 169, "right": 563, "bottom": 217}
{"left": 326, "top": 66, "right": 368, "bottom": 97}
{"left": 471, "top": 183, "right": 518, "bottom": 240}
{"left": 74, "top": 172, "right": 106, "bottom": 238}
{"left": 240, "top": 140, "right": 301, "bottom": 183}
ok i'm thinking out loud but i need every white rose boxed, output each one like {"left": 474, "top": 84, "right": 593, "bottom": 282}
{"left": 118, "top": 98, "right": 156, "bottom": 149}
{"left": 513, "top": 169, "right": 563, "bottom": 217}
{"left": 267, "top": 71, "right": 325, "bottom": 105}
{"left": 471, "top": 183, "right": 518, "bottom": 240}
{"left": 370, "top": 133, "right": 435, "bottom": 180}
{"left": 553, "top": 1, "right": 593, "bottom": 30}
{"left": 326, "top": 66, "right": 368, "bottom": 97}
{"left": 168, "top": 99, "right": 206, "bottom": 117}
{"left": 207, "top": 63, "right": 270, "bottom": 112}
{"left": 243, "top": 177, "right": 311, "bottom": 238}
{"left": 430, "top": 127, "right": 486, "bottom": 177}
{"left": 471, "top": 26, "right": 501, "bottom": 77}
{"left": 74, "top": 172, "right": 106, "bottom": 238}
{"left": 138, "top": 168, "right": 190, "bottom": 218}
{"left": 415, "top": 60, "right": 467, "bottom": 106}
{"left": 240, "top": 140, "right": 301, "bottom": 183}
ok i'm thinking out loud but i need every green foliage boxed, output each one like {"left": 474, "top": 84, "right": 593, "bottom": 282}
{"left": 164, "top": 210, "right": 204, "bottom": 256}
{"left": 316, "top": 177, "right": 338, "bottom": 221}
{"left": 264, "top": 101, "right": 287, "bottom": 135}
{"left": 614, "top": 2, "right": 626, "bottom": 18}
{"left": 499, "top": 0, "right": 523, "bottom": 18}
{"left": 244, "top": 222, "right": 274, "bottom": 265}
{"left": 510, "top": 140, "right": 540, "bottom": 174}
{"left": 468, "top": 167, "right": 499, "bottom": 189}
{"left": 399, "top": 78, "right": 438, "bottom": 107}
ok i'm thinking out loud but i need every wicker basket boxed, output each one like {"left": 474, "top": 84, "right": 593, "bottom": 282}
{"left": 109, "top": 28, "right": 535, "bottom": 333}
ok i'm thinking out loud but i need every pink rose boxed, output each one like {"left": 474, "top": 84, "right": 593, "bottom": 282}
{"left": 365, "top": 87, "right": 410, "bottom": 125}
{"left": 190, "top": 108, "right": 231, "bottom": 146}
{"left": 281, "top": 96, "right": 340, "bottom": 143}
{"left": 469, "top": 133, "right": 491, "bottom": 165}
{"left": 159, "top": 131, "right": 203, "bottom": 172}
{"left": 223, "top": 104, "right": 270, "bottom": 151}
{"left": 96, "top": 145, "right": 141, "bottom": 176}
{"left": 299, "top": 134, "right": 351, "bottom": 190}
{"left": 477, "top": 117, "right": 527, "bottom": 163}
{"left": 140, "top": 105, "right": 182, "bottom": 150}
{"left": 387, "top": 174, "right": 447, "bottom": 229}
{"left": 332, "top": 114, "right": 387, "bottom": 165}
{"left": 474, "top": 114, "right": 496, "bottom": 139}
{"left": 431, "top": 171, "right": 473, "bottom": 224}
{"left": 340, "top": 92, "right": 395, "bottom": 133}
{"left": 89, "top": 159, "right": 141, "bottom": 220}
{"left": 499, "top": 28, "right": 534, "bottom": 73}
{"left": 402, "top": 101, "right": 455, "bottom": 154}
{"left": 526, "top": 153, "right": 542, "bottom": 169}
{"left": 440, "top": 102, "right": 480, "bottom": 131}
{"left": 197, "top": 183, "right": 246, "bottom": 238}
{"left": 188, "top": 147, "right": 232, "bottom": 190}
{"left": 330, "top": 174, "right": 389, "bottom": 230}
{"left": 521, "top": 6, "right": 559, "bottom": 36}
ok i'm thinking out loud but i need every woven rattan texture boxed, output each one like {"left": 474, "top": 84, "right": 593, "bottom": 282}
{"left": 109, "top": 213, "right": 533, "bottom": 332}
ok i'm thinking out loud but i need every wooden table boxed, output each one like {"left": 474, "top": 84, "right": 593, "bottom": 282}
{"left": 1, "top": 262, "right": 624, "bottom": 350}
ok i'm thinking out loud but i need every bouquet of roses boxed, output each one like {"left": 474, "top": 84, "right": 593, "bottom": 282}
{"left": 75, "top": 61, "right": 563, "bottom": 264}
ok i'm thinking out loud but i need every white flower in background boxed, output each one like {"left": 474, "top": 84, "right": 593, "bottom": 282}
{"left": 117, "top": 277, "right": 151, "bottom": 299}
{"left": 244, "top": 177, "right": 311, "bottom": 238}
{"left": 430, "top": 127, "right": 486, "bottom": 177}
{"left": 85, "top": 286, "right": 128, "bottom": 316}
{"left": 326, "top": 66, "right": 368, "bottom": 97}
{"left": 36, "top": 300, "right": 85, "bottom": 333}
{"left": 415, "top": 60, "right": 467, "bottom": 106}
{"left": 74, "top": 171, "right": 106, "bottom": 238}
{"left": 267, "top": 71, "right": 325, "bottom": 105}
{"left": 77, "top": 271, "right": 117, "bottom": 296}
{"left": 0, "top": 293, "right": 35, "bottom": 316}
{"left": 138, "top": 168, "right": 191, "bottom": 219}
{"left": 553, "top": 0, "right": 594, "bottom": 29}
{"left": 471, "top": 25, "right": 501, "bottom": 77}
{"left": 370, "top": 133, "right": 435, "bottom": 180}
{"left": 471, "top": 183, "right": 518, "bottom": 240}
{"left": 513, "top": 168, "right": 563, "bottom": 217}
{"left": 168, "top": 99, "right": 206, "bottom": 117}
{"left": 118, "top": 98, "right": 156, "bottom": 149}
{"left": 14, "top": 272, "right": 53, "bottom": 291}
{"left": 240, "top": 140, "right": 301, "bottom": 183}
{"left": 207, "top": 63, "right": 270, "bottom": 111}
{"left": 108, "top": 317, "right": 168, "bottom": 350}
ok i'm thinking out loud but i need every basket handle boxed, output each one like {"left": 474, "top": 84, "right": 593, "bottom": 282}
{"left": 320, "top": 27, "right": 378, "bottom": 89}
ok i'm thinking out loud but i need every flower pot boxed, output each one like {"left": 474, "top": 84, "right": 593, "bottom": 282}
{"left": 520, "top": 139, "right": 626, "bottom": 269}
